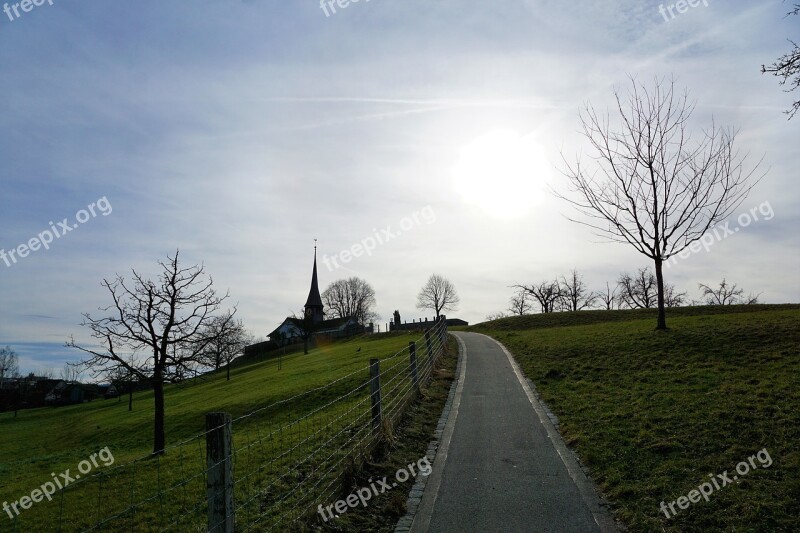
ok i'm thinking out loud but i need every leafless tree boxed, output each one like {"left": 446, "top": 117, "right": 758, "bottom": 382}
{"left": 289, "top": 308, "right": 319, "bottom": 355}
{"left": 617, "top": 268, "right": 659, "bottom": 309}
{"left": 599, "top": 282, "right": 616, "bottom": 310}
{"left": 0, "top": 347, "right": 20, "bottom": 389}
{"left": 417, "top": 274, "right": 460, "bottom": 317}
{"left": 618, "top": 267, "right": 685, "bottom": 309}
{"left": 698, "top": 279, "right": 762, "bottom": 305}
{"left": 60, "top": 363, "right": 81, "bottom": 383}
{"left": 618, "top": 271, "right": 654, "bottom": 309}
{"left": 322, "top": 277, "right": 378, "bottom": 325}
{"left": 762, "top": 3, "right": 800, "bottom": 119}
{"left": 558, "top": 269, "right": 598, "bottom": 311}
{"left": 514, "top": 280, "right": 562, "bottom": 313}
{"left": 66, "top": 251, "right": 232, "bottom": 455}
{"left": 110, "top": 361, "right": 139, "bottom": 411}
{"left": 664, "top": 284, "right": 688, "bottom": 308}
{"left": 508, "top": 288, "right": 533, "bottom": 315}
{"left": 560, "top": 77, "right": 763, "bottom": 329}
{"left": 197, "top": 313, "right": 250, "bottom": 381}
{"left": 485, "top": 312, "right": 508, "bottom": 321}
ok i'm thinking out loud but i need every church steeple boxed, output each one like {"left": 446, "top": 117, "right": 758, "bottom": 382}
{"left": 304, "top": 242, "right": 324, "bottom": 323}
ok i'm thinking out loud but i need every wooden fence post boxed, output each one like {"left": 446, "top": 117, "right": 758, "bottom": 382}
{"left": 369, "top": 359, "right": 382, "bottom": 433}
{"left": 409, "top": 342, "right": 419, "bottom": 391}
{"left": 425, "top": 330, "right": 433, "bottom": 360}
{"left": 206, "top": 412, "right": 234, "bottom": 533}
{"left": 439, "top": 316, "right": 447, "bottom": 354}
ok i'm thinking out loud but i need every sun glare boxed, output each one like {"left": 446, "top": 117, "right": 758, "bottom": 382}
{"left": 452, "top": 129, "right": 550, "bottom": 219}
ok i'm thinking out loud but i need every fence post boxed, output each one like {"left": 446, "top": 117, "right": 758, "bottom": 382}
{"left": 439, "top": 316, "right": 447, "bottom": 354}
{"left": 409, "top": 341, "right": 419, "bottom": 391}
{"left": 369, "top": 358, "right": 382, "bottom": 434}
{"left": 206, "top": 412, "right": 234, "bottom": 533}
{"left": 424, "top": 329, "right": 433, "bottom": 360}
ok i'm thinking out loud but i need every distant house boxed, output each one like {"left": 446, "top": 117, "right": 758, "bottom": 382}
{"left": 98, "top": 384, "right": 119, "bottom": 399}
{"left": 44, "top": 381, "right": 101, "bottom": 406}
{"left": 268, "top": 316, "right": 362, "bottom": 346}
{"left": 388, "top": 311, "right": 468, "bottom": 331}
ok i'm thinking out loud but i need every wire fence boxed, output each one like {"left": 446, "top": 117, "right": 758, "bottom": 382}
{"left": 5, "top": 318, "right": 449, "bottom": 532}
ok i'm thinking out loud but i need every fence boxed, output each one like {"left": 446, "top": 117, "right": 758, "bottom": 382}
{"left": 6, "top": 317, "right": 449, "bottom": 532}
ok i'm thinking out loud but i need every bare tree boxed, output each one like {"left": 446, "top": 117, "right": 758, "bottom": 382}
{"left": 110, "top": 361, "right": 139, "bottom": 411}
{"left": 599, "top": 282, "right": 617, "bottom": 310}
{"left": 60, "top": 363, "right": 81, "bottom": 383}
{"left": 618, "top": 268, "right": 685, "bottom": 309}
{"left": 322, "top": 277, "right": 378, "bottom": 325}
{"left": 485, "top": 312, "right": 508, "bottom": 321}
{"left": 664, "top": 284, "right": 688, "bottom": 308}
{"left": 560, "top": 77, "right": 762, "bottom": 329}
{"left": 66, "top": 251, "right": 231, "bottom": 455}
{"left": 698, "top": 279, "right": 762, "bottom": 305}
{"left": 558, "top": 269, "right": 598, "bottom": 311}
{"left": 197, "top": 313, "right": 250, "bottom": 380}
{"left": 514, "top": 280, "right": 562, "bottom": 313}
{"left": 289, "top": 308, "right": 318, "bottom": 355}
{"left": 762, "top": 3, "right": 800, "bottom": 119}
{"left": 508, "top": 288, "right": 533, "bottom": 315}
{"left": 0, "top": 346, "right": 20, "bottom": 389}
{"left": 417, "top": 274, "right": 460, "bottom": 317}
{"left": 617, "top": 268, "right": 659, "bottom": 309}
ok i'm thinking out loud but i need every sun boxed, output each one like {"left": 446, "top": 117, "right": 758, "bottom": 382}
{"left": 452, "top": 129, "right": 551, "bottom": 219}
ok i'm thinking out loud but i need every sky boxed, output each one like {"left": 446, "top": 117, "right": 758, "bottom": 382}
{"left": 1, "top": 0, "right": 798, "bottom": 375}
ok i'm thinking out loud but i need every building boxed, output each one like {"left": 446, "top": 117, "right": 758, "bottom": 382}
{"left": 388, "top": 310, "right": 468, "bottom": 332}
{"left": 266, "top": 246, "right": 363, "bottom": 347}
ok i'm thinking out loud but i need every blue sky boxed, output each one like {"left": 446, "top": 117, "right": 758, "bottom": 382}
{"left": 1, "top": 0, "right": 798, "bottom": 375}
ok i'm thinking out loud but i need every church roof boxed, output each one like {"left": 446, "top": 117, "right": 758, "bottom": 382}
{"left": 268, "top": 316, "right": 357, "bottom": 339}
{"left": 304, "top": 248, "right": 324, "bottom": 309}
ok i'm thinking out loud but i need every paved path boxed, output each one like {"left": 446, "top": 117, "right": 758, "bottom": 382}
{"left": 410, "top": 332, "right": 616, "bottom": 533}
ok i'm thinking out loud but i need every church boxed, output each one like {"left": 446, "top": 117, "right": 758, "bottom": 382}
{"left": 267, "top": 247, "right": 362, "bottom": 346}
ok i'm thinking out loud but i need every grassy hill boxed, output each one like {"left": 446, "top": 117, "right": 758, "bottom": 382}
{"left": 471, "top": 304, "right": 800, "bottom": 532}
{"left": 0, "top": 331, "right": 428, "bottom": 531}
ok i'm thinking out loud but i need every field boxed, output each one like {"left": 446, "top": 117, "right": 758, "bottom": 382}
{"left": 471, "top": 304, "right": 800, "bottom": 531}
{"left": 0, "top": 331, "right": 443, "bottom": 531}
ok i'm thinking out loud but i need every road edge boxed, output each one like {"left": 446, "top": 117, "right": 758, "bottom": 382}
{"left": 395, "top": 334, "right": 467, "bottom": 533}
{"left": 479, "top": 332, "right": 620, "bottom": 533}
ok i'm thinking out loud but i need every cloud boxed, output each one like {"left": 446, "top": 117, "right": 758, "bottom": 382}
{"left": 1, "top": 0, "right": 797, "bottom": 371}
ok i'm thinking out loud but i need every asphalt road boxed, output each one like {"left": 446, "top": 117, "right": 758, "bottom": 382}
{"left": 411, "top": 332, "right": 614, "bottom": 533}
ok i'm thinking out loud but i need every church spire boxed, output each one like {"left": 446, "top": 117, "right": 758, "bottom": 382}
{"left": 304, "top": 241, "right": 324, "bottom": 323}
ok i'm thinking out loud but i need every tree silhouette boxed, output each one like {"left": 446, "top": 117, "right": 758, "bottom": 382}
{"left": 560, "top": 77, "right": 762, "bottom": 329}
{"left": 67, "top": 251, "right": 232, "bottom": 455}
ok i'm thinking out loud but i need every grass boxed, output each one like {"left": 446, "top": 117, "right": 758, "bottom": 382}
{"left": 470, "top": 304, "right": 800, "bottom": 531}
{"left": 0, "top": 331, "right": 435, "bottom": 531}
{"left": 304, "top": 336, "right": 458, "bottom": 532}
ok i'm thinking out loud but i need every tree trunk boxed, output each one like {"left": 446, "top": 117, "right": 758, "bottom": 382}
{"left": 152, "top": 374, "right": 166, "bottom": 455}
{"left": 128, "top": 383, "right": 133, "bottom": 412}
{"left": 654, "top": 258, "right": 667, "bottom": 330}
{"left": 226, "top": 364, "right": 231, "bottom": 381}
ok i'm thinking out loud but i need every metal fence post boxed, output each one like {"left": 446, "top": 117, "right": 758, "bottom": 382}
{"left": 409, "top": 341, "right": 419, "bottom": 391}
{"left": 206, "top": 412, "right": 234, "bottom": 533}
{"left": 369, "top": 359, "right": 382, "bottom": 434}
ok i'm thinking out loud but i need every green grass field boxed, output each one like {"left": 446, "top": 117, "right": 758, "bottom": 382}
{"left": 0, "top": 331, "right": 438, "bottom": 531}
{"left": 471, "top": 304, "right": 800, "bottom": 532}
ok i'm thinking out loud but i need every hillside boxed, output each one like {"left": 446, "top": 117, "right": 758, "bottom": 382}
{"left": 471, "top": 304, "right": 800, "bottom": 531}
{"left": 0, "top": 331, "right": 427, "bottom": 530}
